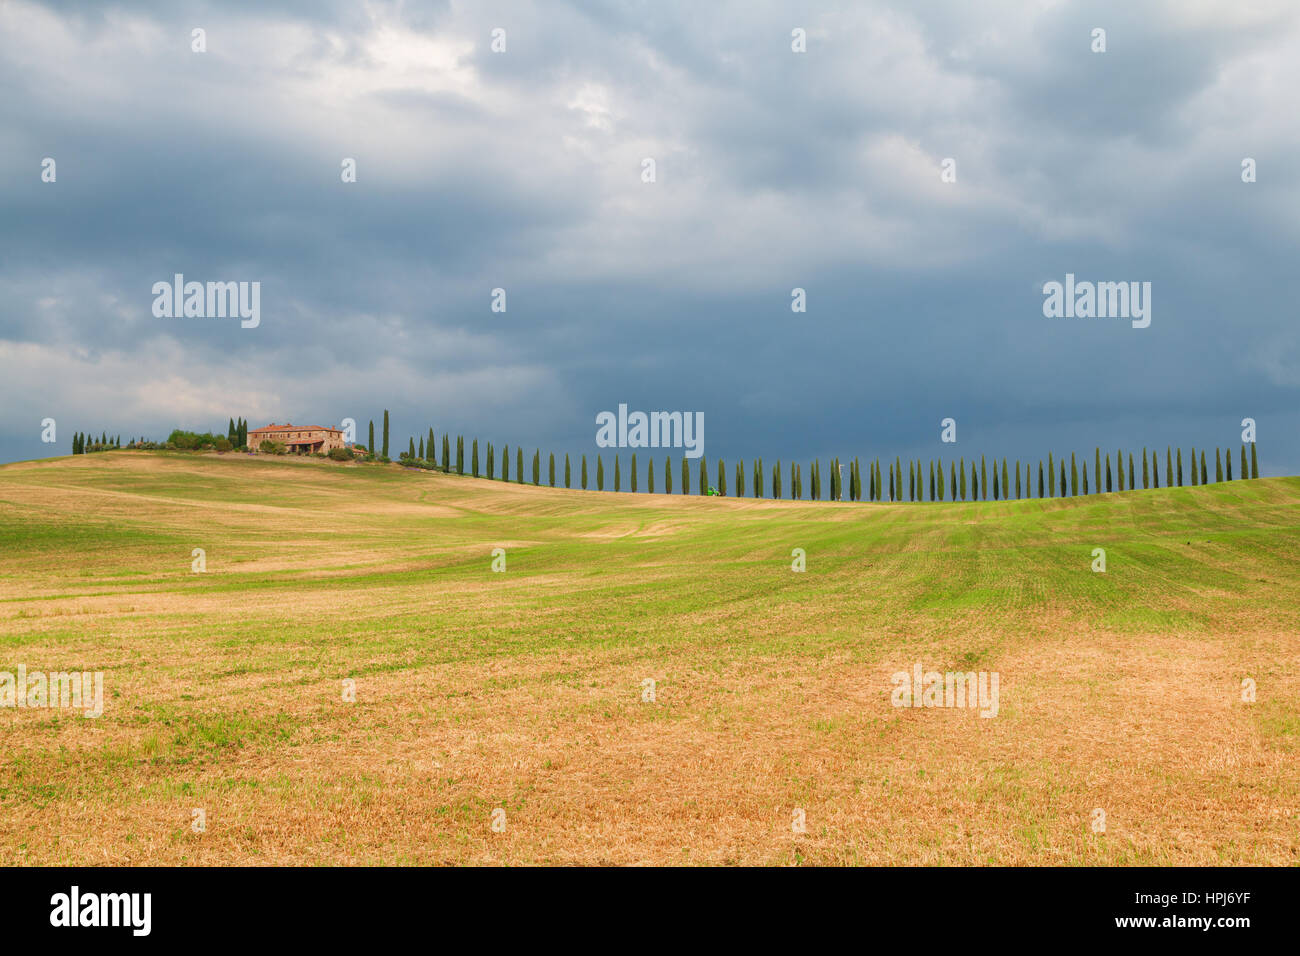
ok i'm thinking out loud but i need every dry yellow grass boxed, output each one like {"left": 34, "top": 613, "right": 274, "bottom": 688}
{"left": 0, "top": 451, "right": 1296, "bottom": 865}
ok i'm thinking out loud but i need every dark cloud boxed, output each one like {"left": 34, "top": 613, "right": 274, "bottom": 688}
{"left": 1, "top": 0, "right": 1297, "bottom": 475}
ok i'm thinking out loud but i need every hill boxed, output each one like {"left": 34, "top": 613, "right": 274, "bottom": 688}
{"left": 1, "top": 451, "right": 1297, "bottom": 864}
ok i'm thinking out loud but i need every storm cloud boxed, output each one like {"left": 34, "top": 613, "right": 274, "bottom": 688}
{"left": 2, "top": 0, "right": 1297, "bottom": 473}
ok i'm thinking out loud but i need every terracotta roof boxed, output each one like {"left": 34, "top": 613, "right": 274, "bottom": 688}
{"left": 248, "top": 423, "right": 342, "bottom": 435}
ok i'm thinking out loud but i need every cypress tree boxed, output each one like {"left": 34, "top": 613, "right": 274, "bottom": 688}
{"left": 774, "top": 461, "right": 782, "bottom": 499}
{"left": 756, "top": 458, "right": 763, "bottom": 498}
{"left": 1048, "top": 453, "right": 1055, "bottom": 497}
{"left": 1176, "top": 448, "right": 1183, "bottom": 486}
{"left": 1142, "top": 449, "right": 1149, "bottom": 489}
{"left": 868, "top": 463, "right": 875, "bottom": 501}
{"left": 1215, "top": 447, "right": 1222, "bottom": 483}
{"left": 719, "top": 459, "right": 727, "bottom": 496}
{"left": 1250, "top": 442, "right": 1258, "bottom": 478}
{"left": 1225, "top": 448, "right": 1232, "bottom": 481}
{"left": 409, "top": 436, "right": 416, "bottom": 460}
{"left": 1082, "top": 462, "right": 1089, "bottom": 495}
{"left": 581, "top": 454, "right": 588, "bottom": 489}
{"left": 1106, "top": 454, "right": 1112, "bottom": 492}
{"left": 896, "top": 458, "right": 903, "bottom": 501}
{"left": 534, "top": 449, "right": 542, "bottom": 486}
{"left": 958, "top": 458, "right": 966, "bottom": 500}
{"left": 443, "top": 435, "right": 451, "bottom": 473}
{"left": 473, "top": 439, "right": 481, "bottom": 476}
{"left": 428, "top": 428, "right": 435, "bottom": 463}
{"left": 1128, "top": 453, "right": 1134, "bottom": 491}
{"left": 516, "top": 446, "right": 523, "bottom": 484}
{"left": 1038, "top": 461, "right": 1044, "bottom": 498}
{"left": 979, "top": 456, "right": 986, "bottom": 500}
{"left": 665, "top": 456, "right": 672, "bottom": 494}
{"left": 993, "top": 466, "right": 1000, "bottom": 500}
{"left": 1152, "top": 452, "right": 1159, "bottom": 488}
{"left": 1190, "top": 447, "right": 1198, "bottom": 486}
{"left": 950, "top": 461, "right": 958, "bottom": 501}
{"left": 457, "top": 435, "right": 464, "bottom": 474}
{"left": 382, "top": 410, "right": 389, "bottom": 458}
{"left": 565, "top": 453, "right": 571, "bottom": 488}
{"left": 930, "top": 461, "right": 937, "bottom": 501}
{"left": 1014, "top": 460, "right": 1021, "bottom": 499}
{"left": 1002, "top": 459, "right": 1009, "bottom": 500}
{"left": 699, "top": 458, "right": 707, "bottom": 495}
{"left": 971, "top": 463, "right": 977, "bottom": 501}
{"left": 1070, "top": 453, "right": 1078, "bottom": 497}
{"left": 1239, "top": 445, "right": 1247, "bottom": 479}
{"left": 228, "top": 418, "right": 236, "bottom": 443}
{"left": 1199, "top": 449, "right": 1207, "bottom": 485}
{"left": 549, "top": 452, "right": 556, "bottom": 487}
{"left": 1095, "top": 448, "right": 1101, "bottom": 492}
{"left": 736, "top": 459, "right": 744, "bottom": 498}
{"left": 682, "top": 457, "right": 689, "bottom": 495}
{"left": 1116, "top": 449, "right": 1124, "bottom": 491}
{"left": 1060, "top": 461, "right": 1066, "bottom": 498}
{"left": 487, "top": 442, "right": 495, "bottom": 479}
{"left": 648, "top": 456, "right": 654, "bottom": 493}
{"left": 630, "top": 453, "right": 636, "bottom": 492}
{"left": 908, "top": 461, "right": 914, "bottom": 501}
{"left": 503, "top": 445, "right": 510, "bottom": 481}
{"left": 597, "top": 455, "right": 605, "bottom": 491}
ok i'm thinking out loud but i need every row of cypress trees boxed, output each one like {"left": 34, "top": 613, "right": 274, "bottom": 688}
{"left": 367, "top": 411, "right": 1263, "bottom": 501}
{"left": 71, "top": 432, "right": 121, "bottom": 454}
{"left": 837, "top": 444, "right": 1260, "bottom": 503}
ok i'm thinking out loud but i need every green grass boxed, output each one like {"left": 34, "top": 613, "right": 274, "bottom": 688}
{"left": 0, "top": 450, "right": 1297, "bottom": 865}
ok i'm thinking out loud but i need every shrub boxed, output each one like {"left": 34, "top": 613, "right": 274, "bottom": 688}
{"left": 259, "top": 439, "right": 287, "bottom": 455}
{"left": 328, "top": 447, "right": 354, "bottom": 461}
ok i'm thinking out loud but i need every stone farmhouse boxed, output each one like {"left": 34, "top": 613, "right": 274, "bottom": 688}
{"left": 247, "top": 422, "right": 347, "bottom": 454}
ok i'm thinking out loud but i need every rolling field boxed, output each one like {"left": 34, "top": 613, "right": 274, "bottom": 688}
{"left": 1, "top": 451, "right": 1297, "bottom": 865}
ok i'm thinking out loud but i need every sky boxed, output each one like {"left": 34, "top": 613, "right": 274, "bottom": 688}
{"left": 2, "top": 0, "right": 1298, "bottom": 477}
